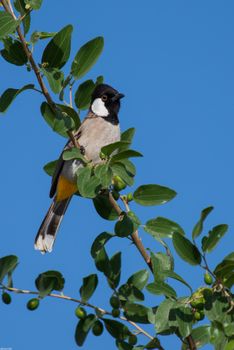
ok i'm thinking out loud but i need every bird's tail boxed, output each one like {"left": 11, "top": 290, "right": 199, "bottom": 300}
{"left": 34, "top": 197, "right": 71, "bottom": 253}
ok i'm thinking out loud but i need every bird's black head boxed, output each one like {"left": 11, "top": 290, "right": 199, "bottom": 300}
{"left": 90, "top": 84, "right": 124, "bottom": 120}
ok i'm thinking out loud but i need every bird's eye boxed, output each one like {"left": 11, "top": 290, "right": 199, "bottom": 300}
{"left": 101, "top": 95, "right": 108, "bottom": 102}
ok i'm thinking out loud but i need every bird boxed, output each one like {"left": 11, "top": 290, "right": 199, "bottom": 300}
{"left": 34, "top": 83, "right": 124, "bottom": 253}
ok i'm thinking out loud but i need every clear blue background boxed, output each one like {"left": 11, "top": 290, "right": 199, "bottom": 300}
{"left": 1, "top": 1, "right": 234, "bottom": 349}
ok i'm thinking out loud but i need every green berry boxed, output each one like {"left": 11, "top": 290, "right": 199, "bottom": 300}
{"left": 110, "top": 296, "right": 120, "bottom": 309}
{"left": 111, "top": 308, "right": 120, "bottom": 317}
{"left": 27, "top": 298, "right": 40, "bottom": 311}
{"left": 92, "top": 320, "right": 104, "bottom": 336}
{"left": 2, "top": 292, "right": 11, "bottom": 305}
{"left": 112, "top": 176, "right": 127, "bottom": 191}
{"left": 99, "top": 152, "right": 106, "bottom": 160}
{"left": 75, "top": 306, "right": 87, "bottom": 319}
{"left": 128, "top": 334, "right": 137, "bottom": 345}
{"left": 194, "top": 310, "right": 205, "bottom": 321}
{"left": 204, "top": 272, "right": 213, "bottom": 285}
{"left": 127, "top": 193, "right": 133, "bottom": 202}
{"left": 191, "top": 297, "right": 205, "bottom": 310}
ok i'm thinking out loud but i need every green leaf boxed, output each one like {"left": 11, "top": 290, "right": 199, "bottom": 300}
{"left": 182, "top": 325, "right": 211, "bottom": 350}
{"left": 40, "top": 102, "right": 76, "bottom": 137}
{"left": 150, "top": 252, "right": 174, "bottom": 281}
{"left": 146, "top": 282, "right": 177, "bottom": 299}
{"left": 94, "top": 164, "right": 113, "bottom": 188}
{"left": 94, "top": 247, "right": 110, "bottom": 276}
{"left": 175, "top": 306, "right": 193, "bottom": 338}
{"left": 14, "top": 0, "right": 31, "bottom": 35}
{"left": 41, "top": 25, "right": 73, "bottom": 69}
{"left": 162, "top": 270, "right": 193, "bottom": 294}
{"left": 192, "top": 206, "right": 214, "bottom": 240}
{"left": 108, "top": 252, "right": 121, "bottom": 289}
{"left": 127, "top": 211, "right": 141, "bottom": 231}
{"left": 77, "top": 167, "right": 101, "bottom": 198}
{"left": 154, "top": 299, "right": 176, "bottom": 333}
{"left": 133, "top": 185, "right": 177, "bottom": 206}
{"left": 202, "top": 224, "right": 228, "bottom": 253}
{"left": 172, "top": 232, "right": 201, "bottom": 265}
{"left": 0, "top": 255, "right": 18, "bottom": 283}
{"left": 224, "top": 340, "right": 234, "bottom": 350}
{"left": 62, "top": 147, "right": 86, "bottom": 163}
{"left": 127, "top": 270, "right": 149, "bottom": 290}
{"left": 0, "top": 12, "right": 20, "bottom": 39}
{"left": 35, "top": 270, "right": 65, "bottom": 298}
{"left": 118, "top": 284, "right": 144, "bottom": 303}
{"left": 110, "top": 150, "right": 143, "bottom": 163}
{"left": 145, "top": 216, "right": 185, "bottom": 239}
{"left": 121, "top": 128, "right": 135, "bottom": 146}
{"left": 93, "top": 193, "right": 118, "bottom": 221}
{"left": 115, "top": 212, "right": 134, "bottom": 237}
{"left": 101, "top": 141, "right": 130, "bottom": 157}
{"left": 111, "top": 163, "right": 134, "bottom": 186}
{"left": 0, "top": 84, "right": 34, "bottom": 113}
{"left": 103, "top": 319, "right": 129, "bottom": 340}
{"left": 80, "top": 274, "right": 98, "bottom": 302}
{"left": 25, "top": 0, "right": 42, "bottom": 10}
{"left": 1, "top": 39, "right": 27, "bottom": 66}
{"left": 71, "top": 36, "right": 104, "bottom": 79}
{"left": 75, "top": 79, "right": 95, "bottom": 110}
{"left": 124, "top": 302, "right": 150, "bottom": 324}
{"left": 214, "top": 252, "right": 234, "bottom": 280}
{"left": 41, "top": 67, "right": 64, "bottom": 94}
{"left": 75, "top": 314, "right": 96, "bottom": 346}
{"left": 91, "top": 232, "right": 114, "bottom": 259}
{"left": 43, "top": 160, "right": 58, "bottom": 176}
{"left": 30, "top": 31, "right": 56, "bottom": 44}
{"left": 116, "top": 341, "right": 133, "bottom": 350}
{"left": 205, "top": 293, "right": 233, "bottom": 324}
{"left": 57, "top": 104, "right": 80, "bottom": 130}
{"left": 145, "top": 338, "right": 161, "bottom": 350}
{"left": 117, "top": 159, "right": 136, "bottom": 176}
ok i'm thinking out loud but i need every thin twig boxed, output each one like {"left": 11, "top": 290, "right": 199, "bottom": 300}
{"left": 2, "top": 285, "right": 154, "bottom": 341}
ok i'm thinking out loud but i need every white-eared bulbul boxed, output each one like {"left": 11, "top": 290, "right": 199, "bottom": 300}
{"left": 34, "top": 84, "right": 124, "bottom": 253}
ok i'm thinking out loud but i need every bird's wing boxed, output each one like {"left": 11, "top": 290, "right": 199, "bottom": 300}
{"left": 49, "top": 113, "right": 94, "bottom": 198}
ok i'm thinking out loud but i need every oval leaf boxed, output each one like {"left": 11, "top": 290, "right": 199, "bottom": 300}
{"left": 145, "top": 216, "right": 185, "bottom": 239}
{"left": 0, "top": 255, "right": 18, "bottom": 283}
{"left": 192, "top": 206, "right": 214, "bottom": 240}
{"left": 43, "top": 159, "right": 58, "bottom": 176}
{"left": 71, "top": 36, "right": 104, "bottom": 79}
{"left": 133, "top": 184, "right": 177, "bottom": 206}
{"left": 147, "top": 282, "right": 177, "bottom": 299}
{"left": 0, "top": 12, "right": 20, "bottom": 39}
{"left": 74, "top": 79, "right": 95, "bottom": 110}
{"left": 115, "top": 212, "right": 134, "bottom": 237}
{"left": 80, "top": 274, "right": 98, "bottom": 302}
{"left": 93, "top": 193, "right": 119, "bottom": 221}
{"left": 41, "top": 25, "right": 73, "bottom": 68}
{"left": 172, "top": 232, "right": 201, "bottom": 265}
{"left": 0, "top": 84, "right": 34, "bottom": 113}
{"left": 202, "top": 224, "right": 228, "bottom": 253}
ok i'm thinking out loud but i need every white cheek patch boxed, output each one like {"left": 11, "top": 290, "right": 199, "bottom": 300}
{"left": 91, "top": 98, "right": 109, "bottom": 117}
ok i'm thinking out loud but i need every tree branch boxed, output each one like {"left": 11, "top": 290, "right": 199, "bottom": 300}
{"left": 0, "top": 0, "right": 80, "bottom": 150}
{"left": 109, "top": 193, "right": 197, "bottom": 350}
{"left": 2, "top": 284, "right": 155, "bottom": 342}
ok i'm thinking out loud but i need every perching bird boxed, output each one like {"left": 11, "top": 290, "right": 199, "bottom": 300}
{"left": 34, "top": 84, "right": 124, "bottom": 253}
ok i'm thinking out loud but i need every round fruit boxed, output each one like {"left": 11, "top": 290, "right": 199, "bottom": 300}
{"left": 127, "top": 193, "right": 133, "bottom": 202}
{"left": 99, "top": 152, "right": 106, "bottom": 160}
{"left": 204, "top": 272, "right": 213, "bottom": 285}
{"left": 128, "top": 334, "right": 137, "bottom": 345}
{"left": 191, "top": 296, "right": 205, "bottom": 310}
{"left": 112, "top": 176, "right": 127, "bottom": 191}
{"left": 112, "top": 308, "right": 120, "bottom": 317}
{"left": 75, "top": 306, "right": 87, "bottom": 319}
{"left": 110, "top": 296, "right": 120, "bottom": 309}
{"left": 194, "top": 310, "right": 205, "bottom": 321}
{"left": 202, "top": 288, "right": 213, "bottom": 300}
{"left": 27, "top": 298, "right": 40, "bottom": 311}
{"left": 92, "top": 320, "right": 104, "bottom": 336}
{"left": 2, "top": 292, "right": 11, "bottom": 305}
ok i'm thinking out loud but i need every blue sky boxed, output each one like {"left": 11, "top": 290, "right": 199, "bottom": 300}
{"left": 1, "top": 1, "right": 234, "bottom": 349}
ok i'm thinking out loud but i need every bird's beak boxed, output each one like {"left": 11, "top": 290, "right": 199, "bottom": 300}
{"left": 111, "top": 93, "right": 125, "bottom": 102}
